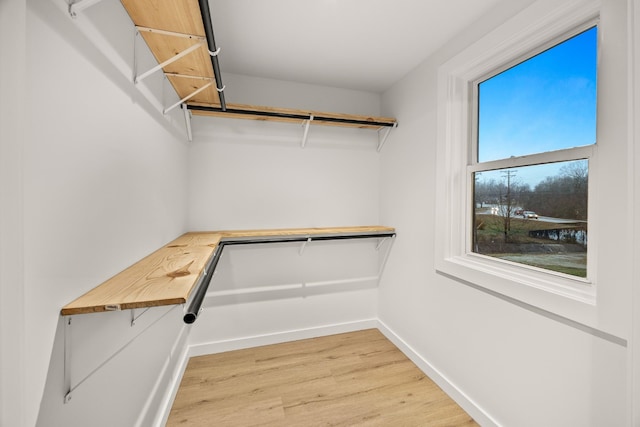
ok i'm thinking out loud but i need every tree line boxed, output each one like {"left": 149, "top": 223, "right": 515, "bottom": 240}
{"left": 475, "top": 161, "right": 588, "bottom": 221}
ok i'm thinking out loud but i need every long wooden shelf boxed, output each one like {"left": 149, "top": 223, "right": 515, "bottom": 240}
{"left": 119, "top": 0, "right": 398, "bottom": 130}
{"left": 187, "top": 102, "right": 398, "bottom": 130}
{"left": 61, "top": 226, "right": 395, "bottom": 316}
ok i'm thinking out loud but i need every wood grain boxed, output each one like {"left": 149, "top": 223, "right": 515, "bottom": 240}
{"left": 123, "top": 0, "right": 220, "bottom": 106}
{"left": 166, "top": 329, "right": 479, "bottom": 426}
{"left": 60, "top": 239, "right": 220, "bottom": 315}
{"left": 61, "top": 227, "right": 394, "bottom": 316}
{"left": 121, "top": 0, "right": 206, "bottom": 36}
{"left": 217, "top": 225, "right": 396, "bottom": 239}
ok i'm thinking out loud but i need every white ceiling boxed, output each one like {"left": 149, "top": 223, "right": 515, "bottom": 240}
{"left": 208, "top": 0, "right": 507, "bottom": 93}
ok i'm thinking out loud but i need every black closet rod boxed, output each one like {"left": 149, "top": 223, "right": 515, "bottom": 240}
{"left": 183, "top": 244, "right": 222, "bottom": 324}
{"left": 182, "top": 231, "right": 396, "bottom": 324}
{"left": 198, "top": 0, "right": 226, "bottom": 111}
{"left": 187, "top": 105, "right": 398, "bottom": 128}
{"left": 222, "top": 232, "right": 397, "bottom": 246}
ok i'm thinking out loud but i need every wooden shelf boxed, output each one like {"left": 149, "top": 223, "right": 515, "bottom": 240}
{"left": 120, "top": 0, "right": 398, "bottom": 129}
{"left": 61, "top": 226, "right": 395, "bottom": 316}
{"left": 187, "top": 102, "right": 398, "bottom": 130}
{"left": 122, "top": 0, "right": 221, "bottom": 105}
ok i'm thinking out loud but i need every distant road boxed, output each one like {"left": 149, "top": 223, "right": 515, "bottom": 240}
{"left": 477, "top": 207, "right": 585, "bottom": 224}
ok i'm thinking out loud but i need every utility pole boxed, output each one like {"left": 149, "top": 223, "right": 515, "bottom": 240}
{"left": 500, "top": 169, "right": 517, "bottom": 242}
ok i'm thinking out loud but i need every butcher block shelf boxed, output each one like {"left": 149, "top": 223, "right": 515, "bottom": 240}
{"left": 187, "top": 102, "right": 398, "bottom": 129}
{"left": 119, "top": 0, "right": 397, "bottom": 129}
{"left": 60, "top": 226, "right": 395, "bottom": 316}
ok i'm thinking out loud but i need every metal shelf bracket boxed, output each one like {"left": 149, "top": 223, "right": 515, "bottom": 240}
{"left": 376, "top": 237, "right": 389, "bottom": 251}
{"left": 299, "top": 237, "right": 312, "bottom": 256}
{"left": 62, "top": 306, "right": 177, "bottom": 404}
{"left": 68, "top": 0, "right": 105, "bottom": 18}
{"left": 377, "top": 235, "right": 396, "bottom": 283}
{"left": 301, "top": 115, "right": 314, "bottom": 148}
{"left": 182, "top": 104, "right": 193, "bottom": 142}
{"left": 63, "top": 317, "right": 72, "bottom": 403}
{"left": 134, "top": 31, "right": 205, "bottom": 84}
{"left": 377, "top": 122, "right": 397, "bottom": 152}
{"left": 130, "top": 307, "right": 151, "bottom": 327}
{"left": 163, "top": 82, "right": 213, "bottom": 115}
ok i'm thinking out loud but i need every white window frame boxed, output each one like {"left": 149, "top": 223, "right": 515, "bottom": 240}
{"left": 435, "top": 0, "right": 601, "bottom": 314}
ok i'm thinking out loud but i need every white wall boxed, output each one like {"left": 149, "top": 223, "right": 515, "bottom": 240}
{"left": 631, "top": 2, "right": 640, "bottom": 424}
{"left": 379, "top": 0, "right": 632, "bottom": 425}
{"left": 0, "top": 0, "right": 27, "bottom": 426}
{"left": 187, "top": 73, "right": 386, "bottom": 352}
{"left": 19, "top": 1, "right": 189, "bottom": 426}
{"left": 8, "top": 0, "right": 638, "bottom": 425}
{"left": 221, "top": 73, "right": 383, "bottom": 114}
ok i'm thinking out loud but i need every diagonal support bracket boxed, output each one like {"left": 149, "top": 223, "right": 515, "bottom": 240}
{"left": 376, "top": 235, "right": 396, "bottom": 284}
{"left": 63, "top": 317, "right": 72, "bottom": 403}
{"left": 299, "top": 237, "right": 312, "bottom": 256}
{"left": 134, "top": 39, "right": 206, "bottom": 84}
{"left": 377, "top": 122, "right": 398, "bottom": 152}
{"left": 130, "top": 307, "right": 151, "bottom": 327}
{"left": 163, "top": 81, "right": 213, "bottom": 115}
{"left": 182, "top": 104, "right": 193, "bottom": 142}
{"left": 375, "top": 237, "right": 389, "bottom": 251}
{"left": 62, "top": 306, "right": 177, "bottom": 404}
{"left": 301, "top": 115, "right": 314, "bottom": 148}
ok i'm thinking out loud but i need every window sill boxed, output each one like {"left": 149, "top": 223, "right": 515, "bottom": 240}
{"left": 435, "top": 253, "right": 597, "bottom": 321}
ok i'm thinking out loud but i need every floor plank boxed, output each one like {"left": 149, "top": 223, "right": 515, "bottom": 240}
{"left": 167, "top": 329, "right": 478, "bottom": 426}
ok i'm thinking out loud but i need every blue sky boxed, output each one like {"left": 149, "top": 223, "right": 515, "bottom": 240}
{"left": 477, "top": 26, "right": 597, "bottom": 187}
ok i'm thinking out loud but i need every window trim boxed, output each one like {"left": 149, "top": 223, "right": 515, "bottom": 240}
{"left": 435, "top": 0, "right": 601, "bottom": 313}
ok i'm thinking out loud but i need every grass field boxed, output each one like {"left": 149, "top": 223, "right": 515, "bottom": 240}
{"left": 492, "top": 253, "right": 587, "bottom": 277}
{"left": 474, "top": 213, "right": 587, "bottom": 277}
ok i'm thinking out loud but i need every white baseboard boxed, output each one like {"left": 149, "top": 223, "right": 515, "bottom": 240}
{"left": 188, "top": 318, "right": 379, "bottom": 357}
{"left": 145, "top": 325, "right": 192, "bottom": 427}
{"left": 376, "top": 319, "right": 499, "bottom": 427}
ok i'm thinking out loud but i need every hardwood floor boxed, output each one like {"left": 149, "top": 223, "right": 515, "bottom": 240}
{"left": 166, "top": 329, "right": 478, "bottom": 426}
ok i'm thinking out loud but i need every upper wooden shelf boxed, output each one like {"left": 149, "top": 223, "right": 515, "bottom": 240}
{"left": 187, "top": 102, "right": 398, "bottom": 130}
{"left": 122, "top": 0, "right": 221, "bottom": 106}
{"left": 61, "top": 226, "right": 396, "bottom": 316}
{"left": 119, "top": 0, "right": 398, "bottom": 130}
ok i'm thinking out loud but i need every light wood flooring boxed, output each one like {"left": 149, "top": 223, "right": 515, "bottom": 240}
{"left": 166, "top": 329, "right": 478, "bottom": 426}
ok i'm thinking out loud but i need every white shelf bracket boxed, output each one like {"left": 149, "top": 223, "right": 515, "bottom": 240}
{"left": 299, "top": 237, "right": 312, "bottom": 256}
{"left": 377, "top": 235, "right": 396, "bottom": 284}
{"left": 134, "top": 39, "right": 205, "bottom": 84}
{"left": 63, "top": 317, "right": 72, "bottom": 403}
{"left": 163, "top": 81, "right": 213, "bottom": 115}
{"left": 62, "top": 306, "right": 177, "bottom": 404}
{"left": 68, "top": 0, "right": 105, "bottom": 18}
{"left": 133, "top": 28, "right": 139, "bottom": 84}
{"left": 136, "top": 26, "right": 205, "bottom": 41}
{"left": 130, "top": 307, "right": 151, "bottom": 327}
{"left": 301, "top": 115, "right": 314, "bottom": 148}
{"left": 377, "top": 122, "right": 397, "bottom": 152}
{"left": 376, "top": 237, "right": 389, "bottom": 251}
{"left": 182, "top": 104, "right": 193, "bottom": 142}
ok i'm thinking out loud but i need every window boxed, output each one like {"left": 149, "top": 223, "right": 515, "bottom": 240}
{"left": 472, "top": 27, "right": 597, "bottom": 278}
{"left": 435, "top": 1, "right": 601, "bottom": 308}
